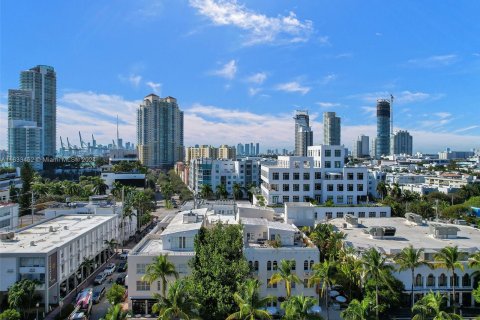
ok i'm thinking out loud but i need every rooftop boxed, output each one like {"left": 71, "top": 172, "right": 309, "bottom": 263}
{"left": 0, "top": 214, "right": 116, "bottom": 254}
{"left": 328, "top": 217, "right": 480, "bottom": 255}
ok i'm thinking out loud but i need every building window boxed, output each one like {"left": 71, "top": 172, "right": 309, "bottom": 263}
{"left": 315, "top": 183, "right": 321, "bottom": 191}
{"left": 337, "top": 196, "right": 344, "bottom": 204}
{"left": 326, "top": 212, "right": 333, "bottom": 219}
{"left": 179, "top": 236, "right": 186, "bottom": 249}
{"left": 337, "top": 184, "right": 344, "bottom": 191}
{"left": 136, "top": 281, "right": 150, "bottom": 291}
{"left": 415, "top": 274, "right": 423, "bottom": 287}
{"left": 359, "top": 212, "right": 365, "bottom": 218}
{"left": 334, "top": 150, "right": 341, "bottom": 157}
{"left": 438, "top": 274, "right": 447, "bottom": 287}
{"left": 325, "top": 161, "right": 331, "bottom": 168}
{"left": 254, "top": 261, "right": 259, "bottom": 271}
{"left": 347, "top": 184, "right": 354, "bottom": 191}
{"left": 283, "top": 196, "right": 289, "bottom": 203}
{"left": 347, "top": 196, "right": 353, "bottom": 204}
{"left": 272, "top": 196, "right": 279, "bottom": 204}
{"left": 273, "top": 261, "right": 278, "bottom": 270}
{"left": 462, "top": 274, "right": 471, "bottom": 287}
{"left": 327, "top": 184, "right": 334, "bottom": 191}
{"left": 248, "top": 261, "right": 253, "bottom": 269}
{"left": 293, "top": 196, "right": 300, "bottom": 202}
{"left": 283, "top": 173, "right": 290, "bottom": 180}
{"left": 291, "top": 261, "right": 296, "bottom": 270}
{"left": 157, "top": 281, "right": 162, "bottom": 291}
{"left": 303, "top": 184, "right": 310, "bottom": 191}
{"left": 357, "top": 173, "right": 364, "bottom": 180}
{"left": 272, "top": 173, "right": 279, "bottom": 180}
{"left": 334, "top": 161, "right": 341, "bottom": 168}
{"left": 315, "top": 172, "right": 321, "bottom": 179}
{"left": 304, "top": 260, "right": 309, "bottom": 271}
{"left": 293, "top": 184, "right": 300, "bottom": 192}
{"left": 136, "top": 264, "right": 147, "bottom": 274}
{"left": 337, "top": 212, "right": 344, "bottom": 218}
{"left": 267, "top": 278, "right": 272, "bottom": 288}
{"left": 347, "top": 173, "right": 354, "bottom": 180}
{"left": 450, "top": 273, "right": 459, "bottom": 287}
{"left": 357, "top": 184, "right": 364, "bottom": 191}
{"left": 369, "top": 212, "right": 376, "bottom": 218}
{"left": 325, "top": 150, "right": 331, "bottom": 157}
{"left": 310, "top": 260, "right": 314, "bottom": 270}
{"left": 283, "top": 184, "right": 290, "bottom": 191}
{"left": 293, "top": 173, "right": 300, "bottom": 180}
{"left": 267, "top": 261, "right": 272, "bottom": 271}
{"left": 303, "top": 173, "right": 310, "bottom": 180}
{"left": 380, "top": 212, "right": 387, "bottom": 217}
{"left": 427, "top": 274, "right": 435, "bottom": 287}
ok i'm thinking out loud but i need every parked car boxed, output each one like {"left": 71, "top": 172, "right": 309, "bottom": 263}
{"left": 119, "top": 251, "right": 128, "bottom": 260}
{"left": 117, "top": 262, "right": 128, "bottom": 272}
{"left": 103, "top": 263, "right": 116, "bottom": 275}
{"left": 92, "top": 286, "right": 106, "bottom": 304}
{"left": 94, "top": 272, "right": 107, "bottom": 285}
{"left": 116, "top": 273, "right": 127, "bottom": 285}
{"left": 69, "top": 312, "right": 88, "bottom": 320}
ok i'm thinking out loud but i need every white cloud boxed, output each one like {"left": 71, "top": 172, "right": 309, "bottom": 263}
{"left": 248, "top": 87, "right": 261, "bottom": 96}
{"left": 454, "top": 125, "right": 479, "bottom": 133}
{"left": 375, "top": 32, "right": 382, "bottom": 36}
{"left": 361, "top": 106, "right": 377, "bottom": 118}
{"left": 246, "top": 72, "right": 267, "bottom": 84}
{"left": 119, "top": 73, "right": 143, "bottom": 87}
{"left": 146, "top": 81, "right": 162, "bottom": 94}
{"left": 316, "top": 102, "right": 340, "bottom": 108}
{"left": 407, "top": 54, "right": 458, "bottom": 67}
{"left": 189, "top": 0, "right": 314, "bottom": 45}
{"left": 352, "top": 90, "right": 444, "bottom": 105}
{"left": 434, "top": 112, "right": 451, "bottom": 119}
{"left": 212, "top": 60, "right": 237, "bottom": 79}
{"left": 321, "top": 73, "right": 337, "bottom": 85}
{"left": 275, "top": 81, "right": 310, "bottom": 95}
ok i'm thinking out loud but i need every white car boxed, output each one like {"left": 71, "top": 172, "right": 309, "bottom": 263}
{"left": 93, "top": 272, "right": 107, "bottom": 285}
{"left": 103, "top": 263, "right": 116, "bottom": 275}
{"left": 119, "top": 251, "right": 128, "bottom": 260}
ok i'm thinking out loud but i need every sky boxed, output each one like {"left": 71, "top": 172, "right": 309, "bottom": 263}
{"left": 1, "top": 0, "right": 480, "bottom": 154}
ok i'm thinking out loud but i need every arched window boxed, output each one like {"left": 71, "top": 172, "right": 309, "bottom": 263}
{"left": 439, "top": 273, "right": 447, "bottom": 287}
{"left": 310, "top": 260, "right": 314, "bottom": 270}
{"left": 427, "top": 274, "right": 435, "bottom": 287}
{"left": 450, "top": 273, "right": 459, "bottom": 287}
{"left": 248, "top": 261, "right": 253, "bottom": 269}
{"left": 462, "top": 274, "right": 471, "bottom": 287}
{"left": 267, "top": 261, "right": 272, "bottom": 271}
{"left": 273, "top": 261, "right": 278, "bottom": 270}
{"left": 291, "top": 260, "right": 296, "bottom": 271}
{"left": 415, "top": 274, "right": 423, "bottom": 287}
{"left": 254, "top": 261, "right": 259, "bottom": 271}
{"left": 304, "top": 260, "right": 309, "bottom": 271}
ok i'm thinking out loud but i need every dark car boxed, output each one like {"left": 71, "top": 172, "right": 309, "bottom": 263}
{"left": 117, "top": 262, "right": 128, "bottom": 272}
{"left": 92, "top": 286, "right": 106, "bottom": 304}
{"left": 116, "top": 273, "right": 127, "bottom": 285}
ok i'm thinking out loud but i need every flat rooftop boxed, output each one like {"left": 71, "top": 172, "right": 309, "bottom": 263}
{"left": 0, "top": 214, "right": 116, "bottom": 254}
{"left": 328, "top": 217, "right": 480, "bottom": 255}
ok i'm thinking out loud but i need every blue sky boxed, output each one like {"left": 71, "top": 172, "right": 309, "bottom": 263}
{"left": 1, "top": 0, "right": 480, "bottom": 153}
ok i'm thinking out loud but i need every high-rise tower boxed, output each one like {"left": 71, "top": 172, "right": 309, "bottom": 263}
{"left": 391, "top": 130, "right": 413, "bottom": 155}
{"left": 137, "top": 95, "right": 184, "bottom": 169}
{"left": 375, "top": 99, "right": 390, "bottom": 158}
{"left": 294, "top": 110, "right": 313, "bottom": 156}
{"left": 323, "top": 112, "right": 341, "bottom": 145}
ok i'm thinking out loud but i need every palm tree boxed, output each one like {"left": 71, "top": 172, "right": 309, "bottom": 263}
{"left": 111, "top": 181, "right": 124, "bottom": 200}
{"left": 122, "top": 203, "right": 136, "bottom": 245}
{"left": 468, "top": 251, "right": 480, "bottom": 269}
{"left": 376, "top": 181, "right": 387, "bottom": 200}
{"left": 337, "top": 257, "right": 363, "bottom": 300}
{"left": 309, "top": 224, "right": 334, "bottom": 262}
{"left": 341, "top": 298, "right": 372, "bottom": 320}
{"left": 395, "top": 245, "right": 429, "bottom": 308}
{"left": 269, "top": 259, "right": 301, "bottom": 298}
{"left": 142, "top": 255, "right": 179, "bottom": 298}
{"left": 232, "top": 182, "right": 244, "bottom": 201}
{"left": 227, "top": 279, "right": 272, "bottom": 320}
{"left": 152, "top": 280, "right": 200, "bottom": 320}
{"left": 434, "top": 246, "right": 464, "bottom": 311}
{"left": 199, "top": 184, "right": 213, "bottom": 199}
{"left": 281, "top": 295, "right": 324, "bottom": 320}
{"left": 325, "top": 231, "right": 346, "bottom": 261}
{"left": 412, "top": 291, "right": 462, "bottom": 320}
{"left": 104, "top": 239, "right": 118, "bottom": 256}
{"left": 102, "top": 303, "right": 127, "bottom": 320}
{"left": 215, "top": 183, "right": 228, "bottom": 199}
{"left": 92, "top": 177, "right": 109, "bottom": 195}
{"left": 161, "top": 182, "right": 174, "bottom": 200}
{"left": 361, "top": 247, "right": 394, "bottom": 320}
{"left": 80, "top": 257, "right": 95, "bottom": 280}
{"left": 65, "top": 182, "right": 82, "bottom": 197}
{"left": 309, "top": 260, "right": 337, "bottom": 320}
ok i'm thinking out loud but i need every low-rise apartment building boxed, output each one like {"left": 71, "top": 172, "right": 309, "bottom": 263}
{"left": 0, "top": 203, "right": 19, "bottom": 230}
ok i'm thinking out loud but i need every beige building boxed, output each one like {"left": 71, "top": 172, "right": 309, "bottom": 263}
{"left": 185, "top": 144, "right": 236, "bottom": 164}
{"left": 218, "top": 144, "right": 236, "bottom": 160}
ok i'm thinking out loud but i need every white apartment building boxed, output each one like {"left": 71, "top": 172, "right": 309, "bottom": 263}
{"left": 101, "top": 171, "right": 146, "bottom": 190}
{"left": 385, "top": 173, "right": 426, "bottom": 185}
{"left": 261, "top": 145, "right": 368, "bottom": 205}
{"left": 128, "top": 205, "right": 319, "bottom": 315}
{"left": 328, "top": 215, "right": 480, "bottom": 307}
{"left": 284, "top": 202, "right": 391, "bottom": 227}
{"left": 0, "top": 203, "right": 19, "bottom": 230}
{"left": 189, "top": 158, "right": 261, "bottom": 197}
{"left": 0, "top": 214, "right": 118, "bottom": 312}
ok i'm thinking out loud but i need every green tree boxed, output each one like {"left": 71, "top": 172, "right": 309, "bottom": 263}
{"left": 80, "top": 257, "right": 95, "bottom": 279}
{"left": 102, "top": 303, "right": 127, "bottom": 320}
{"left": 187, "top": 223, "right": 250, "bottom": 320}
{"left": 412, "top": 291, "right": 462, "bottom": 320}
{"left": 394, "top": 245, "right": 430, "bottom": 308}
{"left": 153, "top": 279, "right": 201, "bottom": 320}
{"left": 142, "top": 255, "right": 179, "bottom": 298}
{"left": 65, "top": 182, "right": 82, "bottom": 197}
{"left": 232, "top": 182, "right": 243, "bottom": 201}
{"left": 434, "top": 246, "right": 464, "bottom": 312}
{"left": 309, "top": 224, "right": 334, "bottom": 262}
{"left": 0, "top": 309, "right": 21, "bottom": 320}
{"left": 106, "top": 283, "right": 126, "bottom": 305}
{"left": 341, "top": 298, "right": 372, "bottom": 320}
{"left": 104, "top": 239, "right": 118, "bottom": 256}
{"left": 376, "top": 181, "right": 387, "bottom": 200}
{"left": 468, "top": 251, "right": 480, "bottom": 269}
{"left": 19, "top": 162, "right": 34, "bottom": 215}
{"left": 473, "top": 283, "right": 480, "bottom": 304}
{"left": 269, "top": 259, "right": 301, "bottom": 299}
{"left": 92, "top": 177, "right": 109, "bottom": 195}
{"left": 215, "top": 183, "right": 228, "bottom": 199}
{"left": 161, "top": 182, "right": 174, "bottom": 200}
{"left": 309, "top": 260, "right": 336, "bottom": 320}
{"left": 7, "top": 279, "right": 39, "bottom": 318}
{"left": 199, "top": 184, "right": 213, "bottom": 199}
{"left": 226, "top": 279, "right": 272, "bottom": 320}
{"left": 361, "top": 248, "right": 394, "bottom": 320}
{"left": 281, "top": 295, "right": 324, "bottom": 320}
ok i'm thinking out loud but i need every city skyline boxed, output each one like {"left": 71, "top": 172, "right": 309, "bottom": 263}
{"left": 1, "top": 1, "right": 480, "bottom": 153}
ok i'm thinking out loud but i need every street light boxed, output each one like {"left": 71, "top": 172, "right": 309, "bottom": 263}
{"left": 36, "top": 302, "right": 40, "bottom": 320}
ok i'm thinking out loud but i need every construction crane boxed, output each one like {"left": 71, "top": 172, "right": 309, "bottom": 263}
{"left": 79, "top": 131, "right": 87, "bottom": 149}
{"left": 60, "top": 137, "right": 66, "bottom": 155}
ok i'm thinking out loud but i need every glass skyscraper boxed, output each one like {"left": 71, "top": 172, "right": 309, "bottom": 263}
{"left": 323, "top": 111, "right": 341, "bottom": 145}
{"left": 375, "top": 99, "right": 391, "bottom": 158}
{"left": 294, "top": 110, "right": 313, "bottom": 156}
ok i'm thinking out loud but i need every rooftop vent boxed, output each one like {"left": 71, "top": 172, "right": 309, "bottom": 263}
{"left": 30, "top": 241, "right": 35, "bottom": 246}
{"left": 49, "top": 226, "right": 55, "bottom": 232}
{"left": 405, "top": 212, "right": 423, "bottom": 225}
{"left": 0, "top": 232, "right": 15, "bottom": 240}
{"left": 429, "top": 223, "right": 459, "bottom": 239}
{"left": 183, "top": 211, "right": 200, "bottom": 224}
{"left": 64, "top": 226, "right": 69, "bottom": 230}
{"left": 345, "top": 214, "right": 358, "bottom": 227}
{"left": 365, "top": 226, "right": 396, "bottom": 239}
